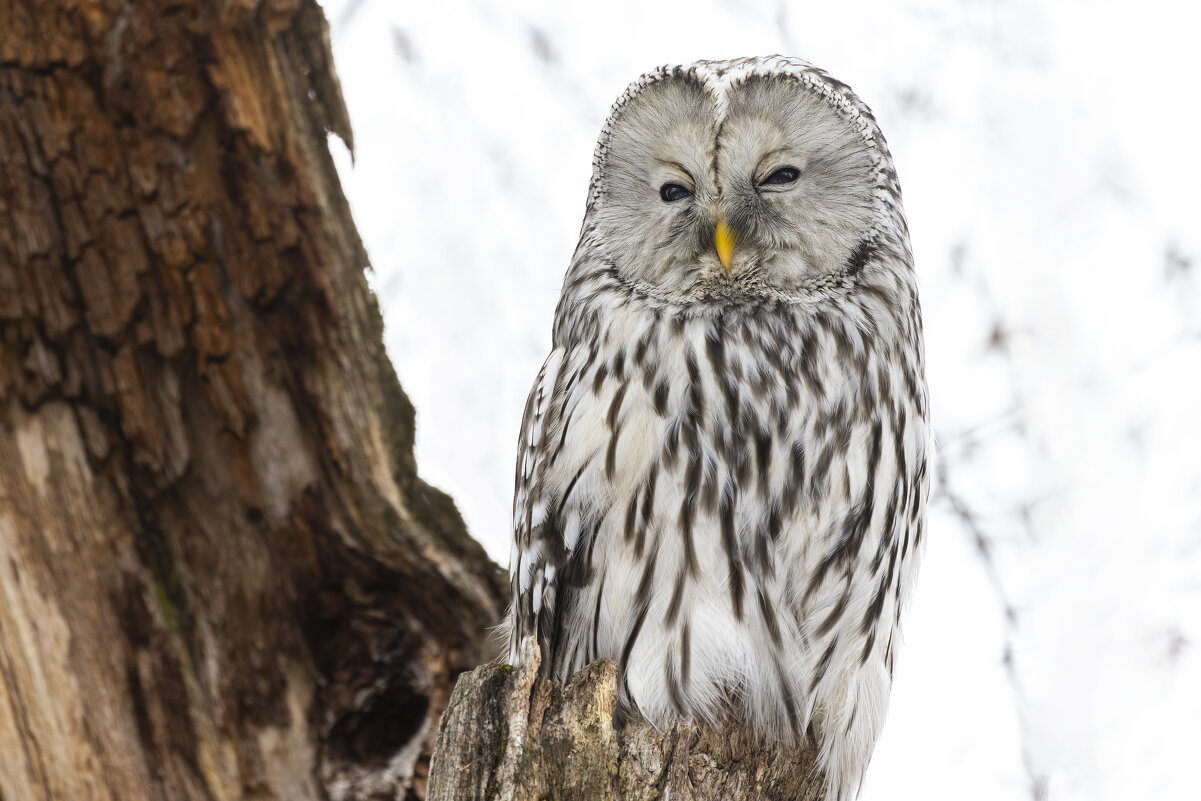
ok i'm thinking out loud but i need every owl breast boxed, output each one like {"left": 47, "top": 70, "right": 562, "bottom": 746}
{"left": 530, "top": 292, "right": 928, "bottom": 748}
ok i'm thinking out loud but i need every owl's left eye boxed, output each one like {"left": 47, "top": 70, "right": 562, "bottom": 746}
{"left": 659, "top": 183, "right": 692, "bottom": 202}
{"left": 761, "top": 166, "right": 800, "bottom": 186}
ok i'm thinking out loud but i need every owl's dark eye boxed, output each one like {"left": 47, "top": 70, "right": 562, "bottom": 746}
{"left": 761, "top": 166, "right": 800, "bottom": 186}
{"left": 659, "top": 183, "right": 692, "bottom": 202}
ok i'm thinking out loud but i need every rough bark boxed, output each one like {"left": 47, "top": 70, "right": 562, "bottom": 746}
{"left": 428, "top": 639, "right": 827, "bottom": 801}
{"left": 0, "top": 2, "right": 505, "bottom": 800}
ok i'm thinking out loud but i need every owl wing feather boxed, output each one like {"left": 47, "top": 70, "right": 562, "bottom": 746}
{"left": 509, "top": 347, "right": 567, "bottom": 666}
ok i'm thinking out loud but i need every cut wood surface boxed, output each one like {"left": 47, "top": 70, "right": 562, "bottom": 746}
{"left": 0, "top": 2, "right": 504, "bottom": 799}
{"left": 428, "top": 638, "right": 827, "bottom": 801}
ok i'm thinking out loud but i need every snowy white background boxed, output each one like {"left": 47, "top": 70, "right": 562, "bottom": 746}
{"left": 318, "top": 1, "right": 1201, "bottom": 798}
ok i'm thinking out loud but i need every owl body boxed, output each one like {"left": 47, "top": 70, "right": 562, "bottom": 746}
{"left": 510, "top": 57, "right": 929, "bottom": 801}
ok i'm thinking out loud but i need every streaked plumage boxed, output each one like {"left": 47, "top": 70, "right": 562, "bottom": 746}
{"left": 508, "top": 56, "right": 930, "bottom": 801}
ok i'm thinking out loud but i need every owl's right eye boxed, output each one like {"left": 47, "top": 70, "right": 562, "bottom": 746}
{"left": 659, "top": 183, "right": 692, "bottom": 203}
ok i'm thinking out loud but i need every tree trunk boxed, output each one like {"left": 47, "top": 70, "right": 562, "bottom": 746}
{"left": 427, "top": 639, "right": 826, "bottom": 801}
{"left": 0, "top": 2, "right": 505, "bottom": 800}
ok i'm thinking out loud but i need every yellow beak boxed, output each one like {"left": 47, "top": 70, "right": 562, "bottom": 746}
{"left": 715, "top": 219, "right": 737, "bottom": 272}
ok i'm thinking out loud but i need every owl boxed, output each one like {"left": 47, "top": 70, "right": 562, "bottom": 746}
{"left": 508, "top": 56, "right": 930, "bottom": 801}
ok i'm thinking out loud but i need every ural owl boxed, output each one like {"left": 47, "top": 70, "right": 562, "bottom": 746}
{"left": 508, "top": 56, "right": 930, "bottom": 801}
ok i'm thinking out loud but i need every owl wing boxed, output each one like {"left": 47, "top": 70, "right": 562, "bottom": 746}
{"left": 509, "top": 347, "right": 567, "bottom": 667}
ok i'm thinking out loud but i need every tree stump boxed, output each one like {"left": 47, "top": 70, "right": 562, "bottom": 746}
{"left": 0, "top": 2, "right": 504, "bottom": 799}
{"left": 428, "top": 638, "right": 827, "bottom": 801}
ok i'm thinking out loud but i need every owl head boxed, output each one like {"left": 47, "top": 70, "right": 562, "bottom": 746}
{"left": 582, "top": 57, "right": 906, "bottom": 306}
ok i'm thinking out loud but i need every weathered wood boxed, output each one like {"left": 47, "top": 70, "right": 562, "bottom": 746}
{"left": 428, "top": 639, "right": 827, "bottom": 801}
{"left": 0, "top": 2, "right": 504, "bottom": 799}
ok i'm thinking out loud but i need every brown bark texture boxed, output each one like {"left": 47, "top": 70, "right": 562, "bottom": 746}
{"left": 427, "top": 638, "right": 827, "bottom": 801}
{"left": 0, "top": 2, "right": 505, "bottom": 800}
